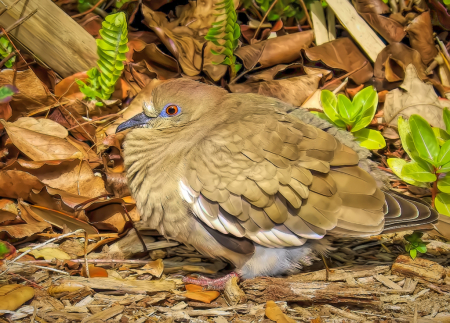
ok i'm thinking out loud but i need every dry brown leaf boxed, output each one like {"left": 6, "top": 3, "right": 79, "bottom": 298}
{"left": 352, "top": 0, "right": 405, "bottom": 43}
{"left": 235, "top": 31, "right": 314, "bottom": 71}
{"left": 24, "top": 204, "right": 98, "bottom": 235}
{"left": 48, "top": 107, "right": 96, "bottom": 142}
{"left": 0, "top": 170, "right": 45, "bottom": 200}
{"left": 87, "top": 203, "right": 129, "bottom": 233}
{"left": 133, "top": 43, "right": 180, "bottom": 80}
{"left": 0, "top": 284, "right": 35, "bottom": 311}
{"left": 55, "top": 72, "right": 89, "bottom": 98}
{"left": 0, "top": 222, "right": 50, "bottom": 239}
{"left": 374, "top": 42, "right": 427, "bottom": 91}
{"left": 228, "top": 74, "right": 321, "bottom": 106}
{"left": 0, "top": 120, "right": 83, "bottom": 161}
{"left": 0, "top": 69, "right": 52, "bottom": 120}
{"left": 19, "top": 247, "right": 71, "bottom": 260}
{"left": 78, "top": 13, "right": 103, "bottom": 37}
{"left": 0, "top": 102, "right": 12, "bottom": 122}
{"left": 47, "top": 282, "right": 86, "bottom": 296}
{"left": 428, "top": 0, "right": 450, "bottom": 30}
{"left": 303, "top": 38, "right": 373, "bottom": 85}
{"left": 12, "top": 117, "right": 68, "bottom": 138}
{"left": 184, "top": 290, "right": 220, "bottom": 304}
{"left": 141, "top": 259, "right": 164, "bottom": 278}
{"left": 0, "top": 199, "right": 18, "bottom": 224}
{"left": 185, "top": 284, "right": 204, "bottom": 292}
{"left": 81, "top": 264, "right": 109, "bottom": 278}
{"left": 6, "top": 159, "right": 107, "bottom": 198}
{"left": 405, "top": 11, "right": 438, "bottom": 65}
{"left": 265, "top": 301, "right": 296, "bottom": 323}
{"left": 384, "top": 64, "right": 450, "bottom": 132}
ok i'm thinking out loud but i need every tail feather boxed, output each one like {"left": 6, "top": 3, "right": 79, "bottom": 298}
{"left": 381, "top": 191, "right": 439, "bottom": 234}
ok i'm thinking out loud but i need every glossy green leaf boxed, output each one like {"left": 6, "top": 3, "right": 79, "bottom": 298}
{"left": 432, "top": 127, "right": 450, "bottom": 146}
{"left": 416, "top": 244, "right": 427, "bottom": 253}
{"left": 409, "top": 249, "right": 417, "bottom": 259}
{"left": 438, "top": 174, "right": 450, "bottom": 193}
{"left": 409, "top": 114, "right": 440, "bottom": 165}
{"left": 438, "top": 161, "right": 450, "bottom": 173}
{"left": 352, "top": 86, "right": 377, "bottom": 116}
{"left": 0, "top": 85, "right": 18, "bottom": 103}
{"left": 320, "top": 90, "right": 346, "bottom": 128}
{"left": 437, "top": 140, "right": 450, "bottom": 166}
{"left": 444, "top": 108, "right": 450, "bottom": 134}
{"left": 436, "top": 192, "right": 450, "bottom": 217}
{"left": 337, "top": 94, "right": 354, "bottom": 123}
{"left": 353, "top": 128, "right": 386, "bottom": 150}
{"left": 401, "top": 162, "right": 436, "bottom": 183}
{"left": 387, "top": 158, "right": 425, "bottom": 186}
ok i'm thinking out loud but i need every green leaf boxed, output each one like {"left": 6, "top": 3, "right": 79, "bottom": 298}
{"left": 337, "top": 94, "right": 354, "bottom": 123}
{"left": 438, "top": 174, "right": 450, "bottom": 193}
{"left": 409, "top": 114, "right": 440, "bottom": 166}
{"left": 387, "top": 158, "right": 425, "bottom": 186}
{"left": 432, "top": 127, "right": 450, "bottom": 146}
{"left": 409, "top": 248, "right": 417, "bottom": 259}
{"left": 436, "top": 192, "right": 450, "bottom": 217}
{"left": 444, "top": 108, "right": 450, "bottom": 134}
{"left": 438, "top": 161, "right": 450, "bottom": 173}
{"left": 401, "top": 162, "right": 436, "bottom": 183}
{"left": 0, "top": 85, "right": 17, "bottom": 103}
{"left": 405, "top": 231, "right": 423, "bottom": 242}
{"left": 0, "top": 241, "right": 15, "bottom": 259}
{"left": 437, "top": 140, "right": 450, "bottom": 166}
{"left": 320, "top": 90, "right": 346, "bottom": 128}
{"left": 353, "top": 128, "right": 386, "bottom": 150}
{"left": 234, "top": 63, "right": 242, "bottom": 73}
{"left": 352, "top": 86, "right": 377, "bottom": 117}
{"left": 416, "top": 244, "right": 427, "bottom": 253}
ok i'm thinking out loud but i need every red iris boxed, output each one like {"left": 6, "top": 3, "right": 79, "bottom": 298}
{"left": 166, "top": 105, "right": 179, "bottom": 115}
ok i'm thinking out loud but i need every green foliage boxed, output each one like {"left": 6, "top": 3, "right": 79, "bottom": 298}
{"left": 0, "top": 37, "right": 15, "bottom": 68}
{"left": 77, "top": 0, "right": 100, "bottom": 12}
{"left": 404, "top": 231, "right": 428, "bottom": 259}
{"left": 77, "top": 12, "right": 129, "bottom": 102}
{"left": 205, "top": 0, "right": 241, "bottom": 78}
{"left": 387, "top": 109, "right": 450, "bottom": 217}
{"left": 0, "top": 85, "right": 18, "bottom": 103}
{"left": 0, "top": 240, "right": 15, "bottom": 259}
{"left": 318, "top": 86, "right": 385, "bottom": 150}
{"left": 115, "top": 0, "right": 131, "bottom": 8}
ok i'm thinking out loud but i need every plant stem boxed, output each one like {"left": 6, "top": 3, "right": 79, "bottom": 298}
{"left": 431, "top": 177, "right": 438, "bottom": 208}
{"left": 252, "top": 0, "right": 279, "bottom": 41}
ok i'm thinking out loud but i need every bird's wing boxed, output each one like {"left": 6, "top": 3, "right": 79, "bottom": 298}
{"left": 179, "top": 111, "right": 386, "bottom": 249}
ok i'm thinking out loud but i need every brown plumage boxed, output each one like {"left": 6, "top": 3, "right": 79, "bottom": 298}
{"left": 116, "top": 78, "right": 439, "bottom": 278}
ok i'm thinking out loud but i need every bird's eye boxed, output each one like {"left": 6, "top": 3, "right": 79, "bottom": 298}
{"left": 160, "top": 104, "right": 181, "bottom": 117}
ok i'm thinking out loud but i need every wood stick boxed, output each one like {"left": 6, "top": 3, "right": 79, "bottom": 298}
{"left": 326, "top": 7, "right": 336, "bottom": 41}
{"left": 0, "top": 0, "right": 98, "bottom": 77}
{"left": 324, "top": 0, "right": 385, "bottom": 61}
{"left": 310, "top": 1, "right": 328, "bottom": 45}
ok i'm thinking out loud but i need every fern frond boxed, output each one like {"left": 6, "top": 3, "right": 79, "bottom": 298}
{"left": 78, "top": 12, "right": 129, "bottom": 102}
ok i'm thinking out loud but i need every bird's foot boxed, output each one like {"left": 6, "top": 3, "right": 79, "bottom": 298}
{"left": 182, "top": 272, "right": 240, "bottom": 291}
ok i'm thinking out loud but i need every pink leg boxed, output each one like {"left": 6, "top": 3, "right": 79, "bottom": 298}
{"left": 182, "top": 272, "right": 240, "bottom": 290}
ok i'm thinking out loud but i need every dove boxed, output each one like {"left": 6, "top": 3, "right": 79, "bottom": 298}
{"left": 116, "top": 78, "right": 439, "bottom": 286}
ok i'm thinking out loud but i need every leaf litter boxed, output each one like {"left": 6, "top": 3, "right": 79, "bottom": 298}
{"left": 0, "top": 0, "right": 449, "bottom": 321}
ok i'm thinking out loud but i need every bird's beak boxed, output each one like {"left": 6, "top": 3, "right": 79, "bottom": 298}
{"left": 116, "top": 112, "right": 153, "bottom": 133}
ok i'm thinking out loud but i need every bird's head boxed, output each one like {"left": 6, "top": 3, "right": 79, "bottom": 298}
{"left": 116, "top": 78, "right": 228, "bottom": 133}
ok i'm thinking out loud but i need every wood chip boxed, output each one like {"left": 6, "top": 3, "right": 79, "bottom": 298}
{"left": 322, "top": 304, "right": 364, "bottom": 321}
{"left": 391, "top": 255, "right": 446, "bottom": 284}
{"left": 223, "top": 276, "right": 246, "bottom": 306}
{"left": 374, "top": 275, "right": 402, "bottom": 289}
{"left": 81, "top": 305, "right": 124, "bottom": 323}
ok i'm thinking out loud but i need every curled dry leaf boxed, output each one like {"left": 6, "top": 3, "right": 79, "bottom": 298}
{"left": 0, "top": 170, "right": 45, "bottom": 200}
{"left": 133, "top": 43, "right": 180, "bottom": 80}
{"left": 265, "top": 301, "right": 296, "bottom": 323}
{"left": 24, "top": 204, "right": 99, "bottom": 235}
{"left": 384, "top": 64, "right": 450, "bottom": 134}
{"left": 0, "top": 120, "right": 83, "bottom": 161}
{"left": 374, "top": 43, "right": 427, "bottom": 91}
{"left": 428, "top": 0, "right": 450, "bottom": 31}
{"left": 352, "top": 0, "right": 405, "bottom": 43}
{"left": 405, "top": 11, "right": 438, "bottom": 65}
{"left": 81, "top": 264, "right": 109, "bottom": 278}
{"left": 48, "top": 107, "right": 96, "bottom": 142}
{"left": 303, "top": 38, "right": 373, "bottom": 85}
{"left": 246, "top": 63, "right": 331, "bottom": 83}
{"left": 228, "top": 74, "right": 322, "bottom": 106}
{"left": 235, "top": 31, "right": 314, "bottom": 71}
{"left": 0, "top": 199, "right": 18, "bottom": 224}
{"left": 0, "top": 284, "right": 35, "bottom": 311}
{"left": 47, "top": 282, "right": 86, "bottom": 296}
{"left": 87, "top": 202, "right": 131, "bottom": 233}
{"left": 5, "top": 159, "right": 108, "bottom": 198}
{"left": 0, "top": 69, "right": 52, "bottom": 120}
